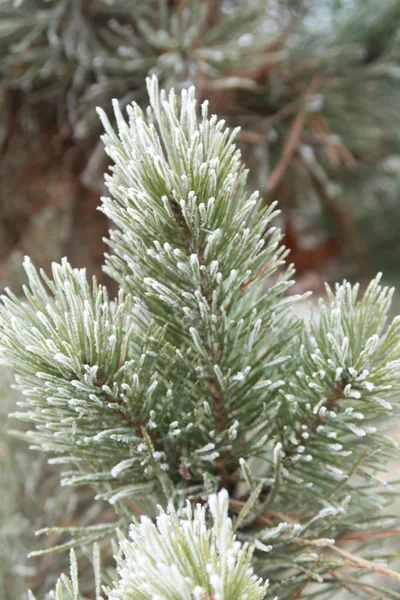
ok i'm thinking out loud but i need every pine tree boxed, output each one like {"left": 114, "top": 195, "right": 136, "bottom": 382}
{"left": 1, "top": 77, "right": 400, "bottom": 598}
{"left": 1, "top": 0, "right": 400, "bottom": 286}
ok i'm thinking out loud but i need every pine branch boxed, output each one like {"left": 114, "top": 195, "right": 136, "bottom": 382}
{"left": 98, "top": 75, "right": 299, "bottom": 494}
{"left": 1, "top": 76, "right": 400, "bottom": 599}
{"left": 106, "top": 490, "right": 268, "bottom": 600}
{"left": 265, "top": 75, "right": 323, "bottom": 200}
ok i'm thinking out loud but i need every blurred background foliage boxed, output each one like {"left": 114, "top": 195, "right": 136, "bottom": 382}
{"left": 0, "top": 368, "right": 116, "bottom": 599}
{"left": 0, "top": 0, "right": 400, "bottom": 290}
{"left": 1, "top": 0, "right": 400, "bottom": 597}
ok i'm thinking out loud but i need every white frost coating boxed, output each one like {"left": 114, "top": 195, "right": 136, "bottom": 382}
{"left": 106, "top": 490, "right": 268, "bottom": 600}
{"left": 2, "top": 74, "right": 400, "bottom": 600}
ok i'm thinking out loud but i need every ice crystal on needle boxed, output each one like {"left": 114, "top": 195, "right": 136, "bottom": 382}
{"left": 106, "top": 490, "right": 268, "bottom": 600}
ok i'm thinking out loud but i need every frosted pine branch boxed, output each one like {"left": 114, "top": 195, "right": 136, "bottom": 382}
{"left": 1, "top": 77, "right": 400, "bottom": 598}
{"left": 106, "top": 490, "right": 268, "bottom": 600}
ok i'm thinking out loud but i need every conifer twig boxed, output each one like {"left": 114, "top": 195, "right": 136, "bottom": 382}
{"left": 294, "top": 538, "right": 400, "bottom": 581}
{"left": 266, "top": 75, "right": 323, "bottom": 198}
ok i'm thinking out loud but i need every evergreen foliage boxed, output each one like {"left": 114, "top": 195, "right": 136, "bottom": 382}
{"left": 107, "top": 490, "right": 268, "bottom": 600}
{"left": 1, "top": 77, "right": 400, "bottom": 598}
{"left": 0, "top": 368, "right": 110, "bottom": 599}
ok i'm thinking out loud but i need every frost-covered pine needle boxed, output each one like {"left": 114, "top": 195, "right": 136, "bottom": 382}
{"left": 106, "top": 490, "right": 268, "bottom": 600}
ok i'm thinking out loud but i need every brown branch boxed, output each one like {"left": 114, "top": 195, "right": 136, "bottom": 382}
{"left": 294, "top": 539, "right": 400, "bottom": 581}
{"left": 339, "top": 528, "right": 400, "bottom": 543}
{"left": 292, "top": 576, "right": 312, "bottom": 600}
{"left": 239, "top": 261, "right": 272, "bottom": 291}
{"left": 169, "top": 191, "right": 193, "bottom": 253}
{"left": 266, "top": 110, "right": 307, "bottom": 197}
{"left": 266, "top": 75, "right": 322, "bottom": 200}
{"left": 331, "top": 571, "right": 391, "bottom": 600}
{"left": 308, "top": 113, "right": 356, "bottom": 170}
{"left": 261, "top": 98, "right": 301, "bottom": 130}
{"left": 236, "top": 129, "right": 265, "bottom": 144}
{"left": 329, "top": 544, "right": 400, "bottom": 581}
{"left": 204, "top": 344, "right": 234, "bottom": 491}
{"left": 230, "top": 498, "right": 300, "bottom": 528}
{"left": 205, "top": 0, "right": 224, "bottom": 28}
{"left": 330, "top": 572, "right": 357, "bottom": 597}
{"left": 117, "top": 336, "right": 128, "bottom": 371}
{"left": 123, "top": 498, "right": 145, "bottom": 517}
{"left": 199, "top": 255, "right": 236, "bottom": 490}
{"left": 267, "top": 510, "right": 299, "bottom": 525}
{"left": 237, "top": 101, "right": 302, "bottom": 146}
